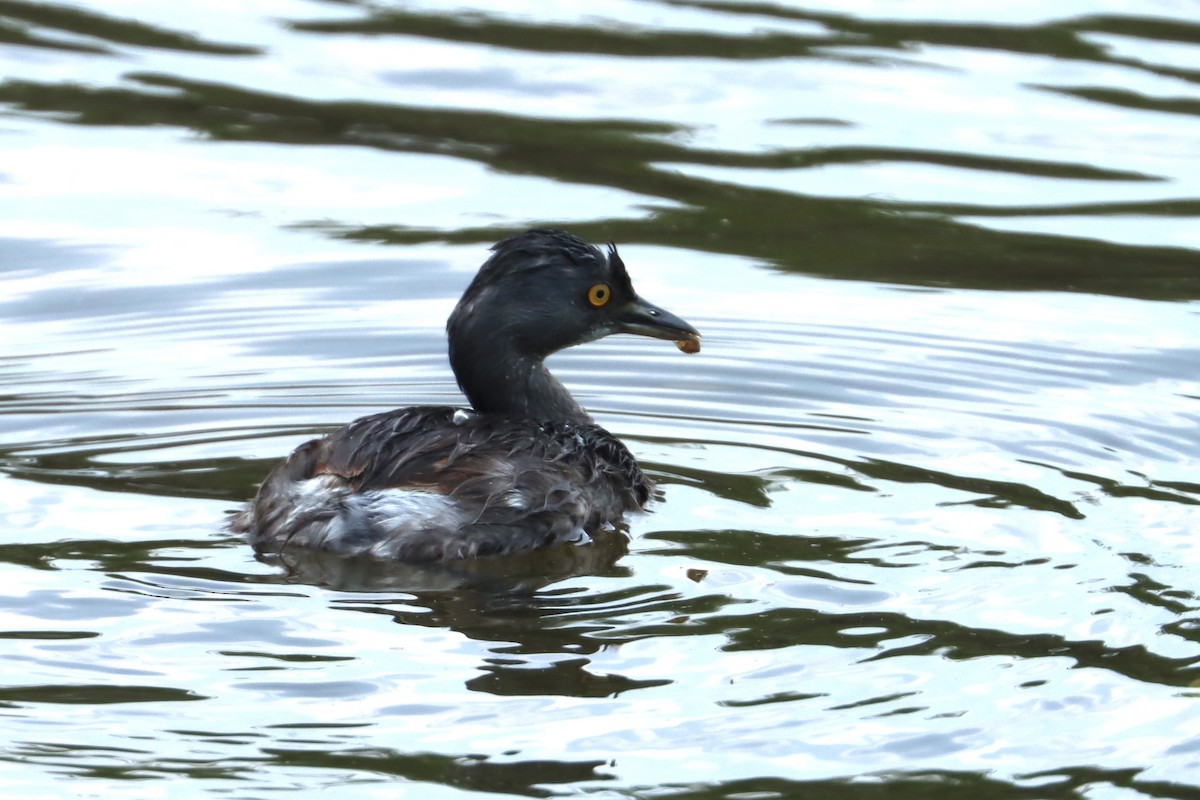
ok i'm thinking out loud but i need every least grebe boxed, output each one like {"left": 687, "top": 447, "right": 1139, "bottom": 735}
{"left": 234, "top": 229, "right": 700, "bottom": 563}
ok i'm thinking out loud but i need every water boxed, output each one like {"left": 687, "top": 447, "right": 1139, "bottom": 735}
{"left": 1, "top": 1, "right": 1199, "bottom": 796}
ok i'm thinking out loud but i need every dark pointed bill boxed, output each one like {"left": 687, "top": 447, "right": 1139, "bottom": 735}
{"left": 615, "top": 297, "right": 701, "bottom": 354}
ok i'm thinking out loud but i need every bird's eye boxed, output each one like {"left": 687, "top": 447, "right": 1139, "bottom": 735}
{"left": 587, "top": 283, "right": 611, "bottom": 307}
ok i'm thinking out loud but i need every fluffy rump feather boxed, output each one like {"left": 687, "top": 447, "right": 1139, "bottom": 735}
{"left": 233, "top": 407, "right": 652, "bottom": 563}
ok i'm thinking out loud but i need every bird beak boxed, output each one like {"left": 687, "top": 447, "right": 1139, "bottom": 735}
{"left": 614, "top": 296, "right": 702, "bottom": 353}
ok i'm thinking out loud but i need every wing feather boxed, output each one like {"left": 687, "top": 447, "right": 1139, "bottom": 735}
{"left": 237, "top": 407, "right": 653, "bottom": 562}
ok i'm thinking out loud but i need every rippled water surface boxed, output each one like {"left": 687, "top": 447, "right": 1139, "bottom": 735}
{"left": 2, "top": 1, "right": 1199, "bottom": 796}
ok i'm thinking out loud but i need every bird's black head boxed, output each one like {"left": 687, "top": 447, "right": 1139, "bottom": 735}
{"left": 446, "top": 229, "right": 700, "bottom": 420}
{"left": 448, "top": 228, "right": 699, "bottom": 359}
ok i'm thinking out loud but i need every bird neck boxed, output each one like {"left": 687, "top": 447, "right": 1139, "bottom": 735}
{"left": 450, "top": 341, "right": 592, "bottom": 425}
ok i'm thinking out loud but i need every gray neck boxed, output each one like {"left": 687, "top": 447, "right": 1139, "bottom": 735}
{"left": 450, "top": 342, "right": 591, "bottom": 425}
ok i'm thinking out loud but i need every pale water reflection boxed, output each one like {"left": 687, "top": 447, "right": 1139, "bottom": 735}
{"left": 0, "top": 0, "right": 1198, "bottom": 797}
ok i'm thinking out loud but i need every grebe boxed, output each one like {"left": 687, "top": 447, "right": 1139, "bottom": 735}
{"left": 234, "top": 229, "right": 700, "bottom": 563}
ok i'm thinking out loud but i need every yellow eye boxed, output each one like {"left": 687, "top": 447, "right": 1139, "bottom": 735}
{"left": 587, "top": 282, "right": 611, "bottom": 307}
